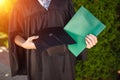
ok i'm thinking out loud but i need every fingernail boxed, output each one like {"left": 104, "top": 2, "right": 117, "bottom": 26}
{"left": 36, "top": 36, "right": 39, "bottom": 38}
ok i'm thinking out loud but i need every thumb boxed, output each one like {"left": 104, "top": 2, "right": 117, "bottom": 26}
{"left": 28, "top": 36, "right": 39, "bottom": 41}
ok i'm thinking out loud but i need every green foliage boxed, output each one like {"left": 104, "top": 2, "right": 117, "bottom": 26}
{"left": 0, "top": 32, "right": 8, "bottom": 47}
{"left": 73, "top": 0, "right": 120, "bottom": 80}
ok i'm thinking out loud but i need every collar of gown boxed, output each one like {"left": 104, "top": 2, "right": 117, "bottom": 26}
{"left": 38, "top": 0, "right": 51, "bottom": 10}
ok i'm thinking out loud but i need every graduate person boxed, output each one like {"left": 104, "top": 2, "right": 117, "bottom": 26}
{"left": 8, "top": 0, "right": 98, "bottom": 80}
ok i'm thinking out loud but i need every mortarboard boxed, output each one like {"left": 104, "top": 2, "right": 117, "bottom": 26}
{"left": 33, "top": 27, "right": 76, "bottom": 52}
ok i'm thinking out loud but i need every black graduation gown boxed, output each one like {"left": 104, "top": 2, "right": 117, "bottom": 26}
{"left": 8, "top": 0, "right": 87, "bottom": 80}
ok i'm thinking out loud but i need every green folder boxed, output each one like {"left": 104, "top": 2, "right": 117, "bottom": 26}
{"left": 64, "top": 6, "right": 106, "bottom": 57}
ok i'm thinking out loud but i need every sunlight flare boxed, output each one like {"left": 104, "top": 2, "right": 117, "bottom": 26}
{"left": 0, "top": 0, "right": 5, "bottom": 6}
{"left": 0, "top": 0, "right": 16, "bottom": 14}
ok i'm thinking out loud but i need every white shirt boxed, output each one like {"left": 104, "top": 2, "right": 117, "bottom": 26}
{"left": 38, "top": 0, "right": 51, "bottom": 10}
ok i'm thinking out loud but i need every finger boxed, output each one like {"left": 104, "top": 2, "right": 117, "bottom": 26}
{"left": 86, "top": 35, "right": 94, "bottom": 46}
{"left": 88, "top": 34, "right": 97, "bottom": 45}
{"left": 87, "top": 35, "right": 96, "bottom": 46}
{"left": 85, "top": 36, "right": 92, "bottom": 48}
{"left": 85, "top": 40, "right": 91, "bottom": 49}
{"left": 90, "top": 34, "right": 97, "bottom": 44}
{"left": 28, "top": 36, "right": 39, "bottom": 41}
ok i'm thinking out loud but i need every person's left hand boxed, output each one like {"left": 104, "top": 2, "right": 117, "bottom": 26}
{"left": 85, "top": 34, "right": 98, "bottom": 49}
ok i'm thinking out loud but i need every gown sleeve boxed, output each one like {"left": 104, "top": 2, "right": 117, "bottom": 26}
{"left": 8, "top": 4, "right": 27, "bottom": 76}
{"left": 68, "top": 0, "right": 87, "bottom": 61}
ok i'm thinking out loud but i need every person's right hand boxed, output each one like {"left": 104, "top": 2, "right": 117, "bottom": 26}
{"left": 21, "top": 36, "right": 39, "bottom": 49}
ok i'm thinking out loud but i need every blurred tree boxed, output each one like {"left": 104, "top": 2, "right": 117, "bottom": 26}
{"left": 73, "top": 0, "right": 120, "bottom": 80}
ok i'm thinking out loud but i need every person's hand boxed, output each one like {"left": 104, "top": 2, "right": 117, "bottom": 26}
{"left": 21, "top": 36, "right": 39, "bottom": 49}
{"left": 85, "top": 34, "right": 98, "bottom": 49}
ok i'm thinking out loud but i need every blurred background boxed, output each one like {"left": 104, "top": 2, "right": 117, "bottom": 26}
{"left": 0, "top": 0, "right": 16, "bottom": 47}
{"left": 0, "top": 0, "right": 120, "bottom": 80}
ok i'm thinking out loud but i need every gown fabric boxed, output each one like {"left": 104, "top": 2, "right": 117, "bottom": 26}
{"left": 8, "top": 0, "right": 87, "bottom": 80}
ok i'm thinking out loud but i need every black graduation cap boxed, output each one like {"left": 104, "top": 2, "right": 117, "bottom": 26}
{"left": 33, "top": 27, "right": 76, "bottom": 52}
